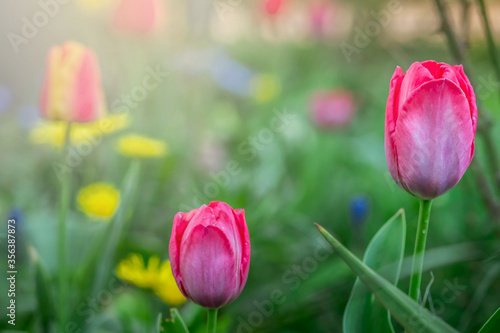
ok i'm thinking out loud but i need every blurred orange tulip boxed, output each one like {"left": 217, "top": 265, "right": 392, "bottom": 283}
{"left": 40, "top": 41, "right": 106, "bottom": 123}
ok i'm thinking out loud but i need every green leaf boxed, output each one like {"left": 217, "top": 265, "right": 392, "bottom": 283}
{"left": 478, "top": 307, "right": 500, "bottom": 333}
{"left": 344, "top": 209, "right": 406, "bottom": 333}
{"left": 29, "top": 246, "right": 56, "bottom": 332}
{"left": 157, "top": 309, "right": 190, "bottom": 333}
{"left": 315, "top": 223, "right": 459, "bottom": 333}
{"left": 91, "top": 160, "right": 141, "bottom": 296}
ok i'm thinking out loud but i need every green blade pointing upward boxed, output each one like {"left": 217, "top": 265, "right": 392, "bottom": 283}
{"left": 315, "top": 223, "right": 458, "bottom": 333}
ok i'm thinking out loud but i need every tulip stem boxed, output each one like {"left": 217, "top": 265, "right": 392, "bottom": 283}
{"left": 408, "top": 199, "right": 433, "bottom": 302}
{"left": 477, "top": 0, "right": 500, "bottom": 98}
{"left": 207, "top": 308, "right": 218, "bottom": 333}
{"left": 58, "top": 122, "right": 72, "bottom": 331}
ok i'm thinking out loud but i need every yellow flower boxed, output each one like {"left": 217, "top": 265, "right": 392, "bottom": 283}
{"left": 154, "top": 260, "right": 186, "bottom": 306}
{"left": 116, "top": 254, "right": 161, "bottom": 288}
{"left": 116, "top": 134, "right": 167, "bottom": 158}
{"left": 77, "top": 183, "right": 120, "bottom": 220}
{"left": 30, "top": 112, "right": 130, "bottom": 148}
{"left": 251, "top": 74, "right": 281, "bottom": 103}
{"left": 116, "top": 254, "right": 186, "bottom": 306}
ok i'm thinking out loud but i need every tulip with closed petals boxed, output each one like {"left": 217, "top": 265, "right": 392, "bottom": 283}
{"left": 40, "top": 41, "right": 106, "bottom": 123}
{"left": 169, "top": 201, "right": 250, "bottom": 309}
{"left": 385, "top": 60, "right": 477, "bottom": 199}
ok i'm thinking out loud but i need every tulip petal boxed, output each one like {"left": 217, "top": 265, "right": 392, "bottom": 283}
{"left": 420, "top": 60, "right": 439, "bottom": 76}
{"left": 397, "top": 62, "right": 435, "bottom": 116}
{"left": 209, "top": 201, "right": 242, "bottom": 257}
{"left": 72, "top": 50, "right": 105, "bottom": 122}
{"left": 452, "top": 65, "right": 478, "bottom": 136}
{"left": 233, "top": 208, "right": 251, "bottom": 296}
{"left": 395, "top": 79, "right": 473, "bottom": 199}
{"left": 385, "top": 66, "right": 404, "bottom": 188}
{"left": 169, "top": 210, "right": 198, "bottom": 297}
{"left": 180, "top": 224, "right": 236, "bottom": 308}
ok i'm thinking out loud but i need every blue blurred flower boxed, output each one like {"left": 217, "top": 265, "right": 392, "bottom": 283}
{"left": 209, "top": 49, "right": 254, "bottom": 96}
{"left": 349, "top": 195, "right": 370, "bottom": 228}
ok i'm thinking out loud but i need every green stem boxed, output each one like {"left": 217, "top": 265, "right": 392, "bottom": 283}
{"left": 477, "top": 0, "right": 500, "bottom": 191}
{"left": 408, "top": 199, "right": 433, "bottom": 302}
{"left": 58, "top": 122, "right": 72, "bottom": 331}
{"left": 477, "top": 0, "right": 500, "bottom": 96}
{"left": 434, "top": 0, "right": 464, "bottom": 63}
{"left": 207, "top": 308, "right": 218, "bottom": 333}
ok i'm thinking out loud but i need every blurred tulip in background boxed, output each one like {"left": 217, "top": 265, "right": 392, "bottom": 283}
{"left": 310, "top": 89, "right": 356, "bottom": 129}
{"left": 112, "top": 0, "right": 165, "bottom": 35}
{"left": 40, "top": 42, "right": 107, "bottom": 123}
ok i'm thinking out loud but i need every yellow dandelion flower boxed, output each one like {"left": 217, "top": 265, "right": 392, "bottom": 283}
{"left": 30, "top": 112, "right": 130, "bottom": 148}
{"left": 77, "top": 183, "right": 120, "bottom": 220}
{"left": 116, "top": 134, "right": 167, "bottom": 158}
{"left": 251, "top": 74, "right": 281, "bottom": 103}
{"left": 116, "top": 254, "right": 186, "bottom": 306}
{"left": 116, "top": 254, "right": 161, "bottom": 288}
{"left": 154, "top": 260, "right": 186, "bottom": 306}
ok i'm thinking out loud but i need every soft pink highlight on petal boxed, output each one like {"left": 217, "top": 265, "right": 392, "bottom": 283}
{"left": 180, "top": 225, "right": 236, "bottom": 308}
{"left": 395, "top": 79, "right": 473, "bottom": 199}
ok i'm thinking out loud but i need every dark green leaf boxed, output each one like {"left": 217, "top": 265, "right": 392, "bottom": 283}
{"left": 344, "top": 209, "right": 406, "bottom": 333}
{"left": 316, "top": 223, "right": 459, "bottom": 333}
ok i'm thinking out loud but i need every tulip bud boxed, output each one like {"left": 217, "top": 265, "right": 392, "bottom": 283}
{"left": 112, "top": 0, "right": 165, "bottom": 34}
{"left": 310, "top": 89, "right": 356, "bottom": 129}
{"left": 40, "top": 41, "right": 106, "bottom": 123}
{"left": 169, "top": 201, "right": 251, "bottom": 309}
{"left": 385, "top": 60, "right": 477, "bottom": 199}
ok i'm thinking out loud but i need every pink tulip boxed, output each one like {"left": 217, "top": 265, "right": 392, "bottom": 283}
{"left": 169, "top": 201, "right": 251, "bottom": 309}
{"left": 310, "top": 90, "right": 356, "bottom": 129}
{"left": 112, "top": 0, "right": 165, "bottom": 34}
{"left": 309, "top": 0, "right": 335, "bottom": 38}
{"left": 40, "top": 41, "right": 106, "bottom": 123}
{"left": 263, "top": 0, "right": 285, "bottom": 16}
{"left": 385, "top": 60, "right": 477, "bottom": 199}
